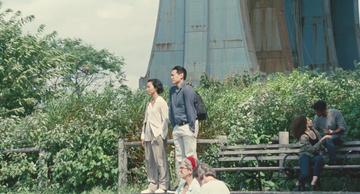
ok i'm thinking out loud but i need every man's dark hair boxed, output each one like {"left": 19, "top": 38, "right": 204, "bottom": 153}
{"left": 291, "top": 115, "right": 307, "bottom": 140}
{"left": 172, "top": 66, "right": 187, "bottom": 80}
{"left": 147, "top": 79, "right": 164, "bottom": 94}
{"left": 312, "top": 100, "right": 327, "bottom": 111}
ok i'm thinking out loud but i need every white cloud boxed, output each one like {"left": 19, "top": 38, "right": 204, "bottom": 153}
{"left": 1, "top": 0, "right": 160, "bottom": 90}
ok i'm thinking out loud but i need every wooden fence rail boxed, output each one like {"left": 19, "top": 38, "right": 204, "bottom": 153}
{"left": 118, "top": 136, "right": 227, "bottom": 189}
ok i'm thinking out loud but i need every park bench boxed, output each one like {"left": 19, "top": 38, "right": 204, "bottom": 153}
{"left": 213, "top": 140, "right": 360, "bottom": 190}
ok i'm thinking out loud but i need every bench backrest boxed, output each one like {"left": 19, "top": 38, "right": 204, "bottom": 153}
{"left": 219, "top": 141, "right": 360, "bottom": 162}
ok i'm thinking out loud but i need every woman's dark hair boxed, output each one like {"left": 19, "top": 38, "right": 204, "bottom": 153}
{"left": 291, "top": 115, "right": 307, "bottom": 140}
{"left": 172, "top": 66, "right": 187, "bottom": 80}
{"left": 147, "top": 79, "right": 164, "bottom": 94}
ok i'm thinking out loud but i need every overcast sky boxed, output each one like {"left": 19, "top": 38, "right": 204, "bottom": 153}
{"left": 1, "top": 0, "right": 159, "bottom": 90}
{"left": 2, "top": 1, "right": 360, "bottom": 89}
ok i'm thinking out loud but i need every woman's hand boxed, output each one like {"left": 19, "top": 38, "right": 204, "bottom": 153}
{"left": 320, "top": 135, "right": 332, "bottom": 142}
{"left": 325, "top": 129, "right": 334, "bottom": 135}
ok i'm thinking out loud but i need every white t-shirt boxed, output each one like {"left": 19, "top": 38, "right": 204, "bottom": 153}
{"left": 176, "top": 178, "right": 201, "bottom": 194}
{"left": 200, "top": 179, "right": 230, "bottom": 194}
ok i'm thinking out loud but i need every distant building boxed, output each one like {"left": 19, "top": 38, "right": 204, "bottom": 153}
{"left": 140, "top": 0, "right": 360, "bottom": 87}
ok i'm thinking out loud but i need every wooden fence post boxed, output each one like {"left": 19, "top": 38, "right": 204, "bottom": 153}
{"left": 279, "top": 131, "right": 289, "bottom": 168}
{"left": 118, "top": 138, "right": 127, "bottom": 190}
{"left": 37, "top": 149, "right": 48, "bottom": 189}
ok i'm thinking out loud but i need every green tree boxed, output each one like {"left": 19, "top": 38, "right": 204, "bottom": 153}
{"left": 53, "top": 38, "right": 125, "bottom": 98}
{"left": 0, "top": 6, "right": 64, "bottom": 116}
{"left": 0, "top": 3, "right": 125, "bottom": 116}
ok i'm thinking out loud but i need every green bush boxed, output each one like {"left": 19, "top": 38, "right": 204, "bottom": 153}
{"left": 1, "top": 66, "right": 360, "bottom": 192}
{"left": 198, "top": 67, "right": 360, "bottom": 190}
{"left": 0, "top": 86, "right": 147, "bottom": 192}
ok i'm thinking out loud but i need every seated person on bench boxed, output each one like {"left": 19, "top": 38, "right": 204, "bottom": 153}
{"left": 291, "top": 116, "right": 332, "bottom": 191}
{"left": 312, "top": 100, "right": 347, "bottom": 165}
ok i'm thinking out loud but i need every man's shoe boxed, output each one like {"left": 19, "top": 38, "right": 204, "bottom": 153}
{"left": 293, "top": 185, "right": 304, "bottom": 191}
{"left": 141, "top": 188, "right": 155, "bottom": 194}
{"left": 154, "top": 188, "right": 166, "bottom": 193}
{"left": 311, "top": 183, "right": 320, "bottom": 191}
{"left": 295, "top": 182, "right": 306, "bottom": 191}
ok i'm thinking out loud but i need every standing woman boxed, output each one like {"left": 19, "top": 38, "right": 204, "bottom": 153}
{"left": 141, "top": 79, "right": 169, "bottom": 194}
{"left": 291, "top": 116, "right": 331, "bottom": 191}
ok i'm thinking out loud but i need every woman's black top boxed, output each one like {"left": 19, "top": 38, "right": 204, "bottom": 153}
{"left": 306, "top": 130, "right": 319, "bottom": 146}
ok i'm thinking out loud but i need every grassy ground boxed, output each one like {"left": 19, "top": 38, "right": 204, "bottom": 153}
{"left": 5, "top": 187, "right": 123, "bottom": 194}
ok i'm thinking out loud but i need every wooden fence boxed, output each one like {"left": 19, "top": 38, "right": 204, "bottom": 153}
{"left": 118, "top": 136, "right": 228, "bottom": 188}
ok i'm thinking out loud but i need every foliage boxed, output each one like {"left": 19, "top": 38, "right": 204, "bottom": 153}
{"left": 197, "top": 66, "right": 360, "bottom": 191}
{"left": 53, "top": 38, "right": 125, "bottom": 97}
{"left": 199, "top": 68, "right": 360, "bottom": 145}
{"left": 2, "top": 66, "right": 360, "bottom": 192}
{"left": 0, "top": 7, "right": 64, "bottom": 116}
{"left": 2, "top": 2, "right": 360, "bottom": 193}
{"left": 0, "top": 86, "right": 133, "bottom": 192}
{"left": 0, "top": 4, "right": 125, "bottom": 116}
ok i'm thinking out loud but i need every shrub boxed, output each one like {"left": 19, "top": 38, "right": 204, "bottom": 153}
{"left": 1, "top": 66, "right": 360, "bottom": 192}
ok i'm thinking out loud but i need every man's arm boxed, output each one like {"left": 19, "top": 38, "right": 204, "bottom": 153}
{"left": 168, "top": 87, "right": 176, "bottom": 128}
{"left": 183, "top": 86, "right": 197, "bottom": 132}
{"left": 330, "top": 110, "right": 346, "bottom": 134}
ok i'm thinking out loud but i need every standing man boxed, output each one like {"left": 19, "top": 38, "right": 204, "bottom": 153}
{"left": 312, "top": 100, "right": 347, "bottom": 165}
{"left": 169, "top": 66, "right": 199, "bottom": 177}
